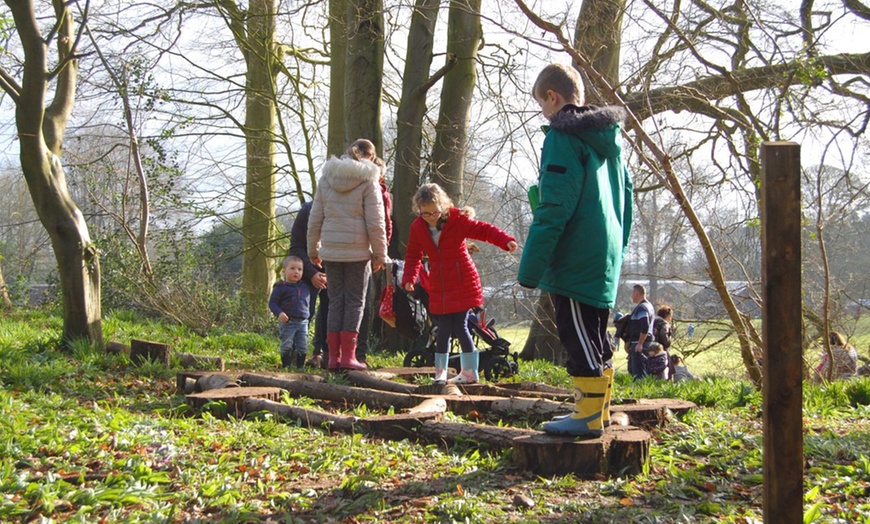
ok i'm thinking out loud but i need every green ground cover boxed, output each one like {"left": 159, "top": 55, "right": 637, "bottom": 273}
{"left": 1, "top": 309, "right": 869, "bottom": 523}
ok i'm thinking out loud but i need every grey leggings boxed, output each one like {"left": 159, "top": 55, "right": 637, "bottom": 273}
{"left": 324, "top": 260, "right": 371, "bottom": 333}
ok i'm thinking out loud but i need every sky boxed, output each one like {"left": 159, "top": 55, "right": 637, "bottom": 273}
{"left": 1, "top": 0, "right": 869, "bottom": 227}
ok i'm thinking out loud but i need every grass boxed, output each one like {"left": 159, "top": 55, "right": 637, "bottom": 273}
{"left": 1, "top": 309, "right": 869, "bottom": 522}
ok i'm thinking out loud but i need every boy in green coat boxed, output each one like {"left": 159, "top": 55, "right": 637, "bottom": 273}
{"left": 518, "top": 63, "right": 633, "bottom": 438}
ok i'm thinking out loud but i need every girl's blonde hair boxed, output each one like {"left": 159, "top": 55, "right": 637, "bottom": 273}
{"left": 412, "top": 183, "right": 474, "bottom": 219}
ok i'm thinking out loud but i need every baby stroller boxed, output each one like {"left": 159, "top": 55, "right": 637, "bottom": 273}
{"left": 395, "top": 261, "right": 519, "bottom": 381}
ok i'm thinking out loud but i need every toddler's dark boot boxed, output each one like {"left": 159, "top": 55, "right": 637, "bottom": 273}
{"left": 295, "top": 353, "right": 306, "bottom": 370}
{"left": 280, "top": 353, "right": 292, "bottom": 369}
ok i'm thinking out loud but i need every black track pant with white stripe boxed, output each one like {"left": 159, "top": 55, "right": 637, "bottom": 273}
{"left": 552, "top": 293, "right": 612, "bottom": 377}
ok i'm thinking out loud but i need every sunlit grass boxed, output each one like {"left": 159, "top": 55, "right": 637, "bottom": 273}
{"left": 1, "top": 308, "right": 868, "bottom": 522}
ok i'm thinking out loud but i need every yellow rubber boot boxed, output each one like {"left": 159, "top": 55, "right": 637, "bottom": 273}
{"left": 602, "top": 368, "right": 613, "bottom": 427}
{"left": 541, "top": 375, "right": 608, "bottom": 438}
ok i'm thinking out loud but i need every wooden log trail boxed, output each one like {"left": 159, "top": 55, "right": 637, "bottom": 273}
{"left": 178, "top": 368, "right": 696, "bottom": 477}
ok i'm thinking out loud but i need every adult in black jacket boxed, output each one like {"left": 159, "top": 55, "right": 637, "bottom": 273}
{"left": 288, "top": 202, "right": 328, "bottom": 366}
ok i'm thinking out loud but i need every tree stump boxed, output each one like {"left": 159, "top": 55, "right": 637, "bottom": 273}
{"left": 607, "top": 427, "right": 650, "bottom": 477}
{"left": 187, "top": 386, "right": 282, "bottom": 418}
{"left": 512, "top": 433, "right": 607, "bottom": 478}
{"left": 512, "top": 426, "right": 650, "bottom": 478}
{"left": 130, "top": 339, "right": 171, "bottom": 367}
{"left": 615, "top": 398, "right": 696, "bottom": 428}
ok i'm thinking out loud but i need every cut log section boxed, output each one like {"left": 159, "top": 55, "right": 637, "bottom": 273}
{"left": 241, "top": 373, "right": 425, "bottom": 410}
{"left": 176, "top": 371, "right": 243, "bottom": 393}
{"left": 186, "top": 386, "right": 282, "bottom": 418}
{"left": 195, "top": 373, "right": 239, "bottom": 392}
{"left": 130, "top": 339, "right": 171, "bottom": 367}
{"left": 244, "top": 397, "right": 443, "bottom": 440}
{"left": 615, "top": 398, "right": 696, "bottom": 428}
{"left": 405, "top": 397, "right": 448, "bottom": 415}
{"left": 244, "top": 397, "right": 358, "bottom": 432}
{"left": 375, "top": 367, "right": 442, "bottom": 380}
{"left": 416, "top": 421, "right": 539, "bottom": 450}
{"left": 464, "top": 383, "right": 572, "bottom": 402}
{"left": 512, "top": 425, "right": 650, "bottom": 478}
{"left": 344, "top": 370, "right": 418, "bottom": 393}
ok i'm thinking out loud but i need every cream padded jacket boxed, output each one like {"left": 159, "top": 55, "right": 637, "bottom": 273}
{"left": 307, "top": 156, "right": 388, "bottom": 263}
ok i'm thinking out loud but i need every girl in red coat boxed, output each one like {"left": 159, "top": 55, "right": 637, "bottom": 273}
{"left": 402, "top": 183, "right": 517, "bottom": 384}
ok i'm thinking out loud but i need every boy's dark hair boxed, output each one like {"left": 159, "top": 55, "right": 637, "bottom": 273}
{"left": 533, "top": 63, "right": 584, "bottom": 104}
{"left": 633, "top": 284, "right": 646, "bottom": 296}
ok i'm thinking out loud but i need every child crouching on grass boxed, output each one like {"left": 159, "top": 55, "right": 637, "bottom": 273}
{"left": 269, "top": 256, "right": 312, "bottom": 370}
{"left": 402, "top": 183, "right": 518, "bottom": 385}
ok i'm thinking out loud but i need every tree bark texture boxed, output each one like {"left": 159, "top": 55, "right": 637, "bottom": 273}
{"left": 237, "top": 0, "right": 280, "bottom": 308}
{"left": 393, "top": 0, "right": 442, "bottom": 257}
{"left": 573, "top": 0, "right": 625, "bottom": 105}
{"left": 3, "top": 0, "right": 103, "bottom": 344}
{"left": 429, "top": 0, "right": 482, "bottom": 203}
{"left": 343, "top": 0, "right": 384, "bottom": 153}
{"left": 328, "top": 0, "right": 349, "bottom": 157}
{"left": 519, "top": 292, "right": 564, "bottom": 363}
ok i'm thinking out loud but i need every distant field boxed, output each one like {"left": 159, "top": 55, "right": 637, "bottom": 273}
{"left": 498, "top": 316, "right": 870, "bottom": 380}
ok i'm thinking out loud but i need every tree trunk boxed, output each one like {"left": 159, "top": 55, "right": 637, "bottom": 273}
{"left": 519, "top": 292, "right": 563, "bottom": 362}
{"left": 573, "top": 0, "right": 625, "bottom": 106}
{"left": 3, "top": 0, "right": 102, "bottom": 344}
{"left": 328, "top": 0, "right": 349, "bottom": 157}
{"left": 393, "top": 0, "right": 443, "bottom": 257}
{"left": 429, "top": 0, "right": 482, "bottom": 203}
{"left": 237, "top": 0, "right": 279, "bottom": 308}
{"left": 343, "top": 0, "right": 384, "bottom": 152}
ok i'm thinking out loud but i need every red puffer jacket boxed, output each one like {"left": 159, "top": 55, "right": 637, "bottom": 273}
{"left": 402, "top": 207, "right": 515, "bottom": 315}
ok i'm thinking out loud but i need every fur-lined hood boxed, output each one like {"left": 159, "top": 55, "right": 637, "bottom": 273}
{"left": 547, "top": 104, "right": 627, "bottom": 159}
{"left": 320, "top": 155, "right": 381, "bottom": 194}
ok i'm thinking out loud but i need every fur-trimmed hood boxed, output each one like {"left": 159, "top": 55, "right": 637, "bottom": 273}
{"left": 547, "top": 104, "right": 627, "bottom": 159}
{"left": 320, "top": 155, "right": 382, "bottom": 194}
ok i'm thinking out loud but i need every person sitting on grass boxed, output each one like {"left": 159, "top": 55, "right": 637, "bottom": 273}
{"left": 643, "top": 342, "right": 669, "bottom": 380}
{"left": 814, "top": 331, "right": 858, "bottom": 382}
{"left": 669, "top": 354, "right": 697, "bottom": 383}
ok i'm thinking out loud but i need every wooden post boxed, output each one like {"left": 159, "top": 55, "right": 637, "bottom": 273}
{"left": 760, "top": 141, "right": 802, "bottom": 523}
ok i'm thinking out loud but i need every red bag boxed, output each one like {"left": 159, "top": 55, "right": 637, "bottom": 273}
{"left": 379, "top": 285, "right": 397, "bottom": 327}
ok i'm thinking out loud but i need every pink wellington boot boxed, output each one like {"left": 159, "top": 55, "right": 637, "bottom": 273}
{"left": 327, "top": 332, "right": 341, "bottom": 370}
{"left": 338, "top": 332, "right": 367, "bottom": 370}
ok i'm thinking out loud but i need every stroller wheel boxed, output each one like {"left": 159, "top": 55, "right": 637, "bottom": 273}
{"left": 403, "top": 348, "right": 433, "bottom": 368}
{"left": 484, "top": 355, "right": 518, "bottom": 382}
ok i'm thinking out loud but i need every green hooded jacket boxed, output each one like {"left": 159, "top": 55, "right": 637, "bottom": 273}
{"left": 517, "top": 104, "right": 633, "bottom": 308}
